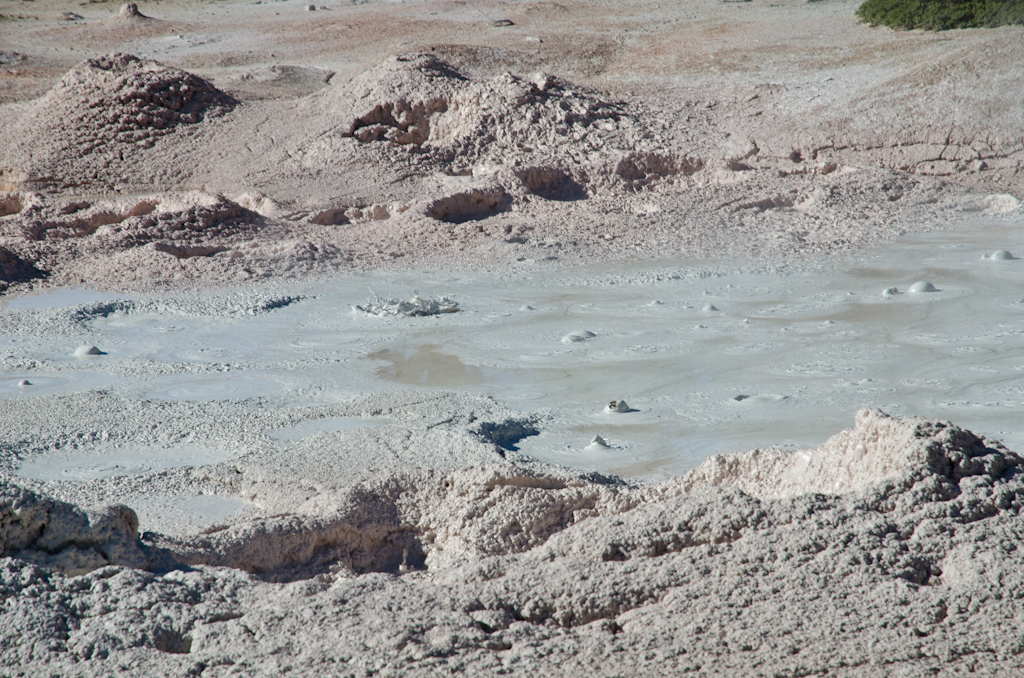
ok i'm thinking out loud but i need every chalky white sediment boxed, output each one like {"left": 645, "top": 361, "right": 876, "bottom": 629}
{"left": 3, "top": 213, "right": 1023, "bottom": 489}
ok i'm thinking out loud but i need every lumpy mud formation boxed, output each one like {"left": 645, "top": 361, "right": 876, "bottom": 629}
{"left": 0, "top": 5, "right": 1019, "bottom": 293}
{"left": 4, "top": 53, "right": 234, "bottom": 191}
{"left": 1, "top": 0, "right": 1023, "bottom": 675}
{"left": 2, "top": 401, "right": 1024, "bottom": 676}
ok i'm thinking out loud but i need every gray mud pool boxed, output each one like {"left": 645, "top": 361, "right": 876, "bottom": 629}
{"left": 3, "top": 214, "right": 1023, "bottom": 529}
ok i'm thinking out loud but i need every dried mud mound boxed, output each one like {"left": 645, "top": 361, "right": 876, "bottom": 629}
{"left": 308, "top": 53, "right": 701, "bottom": 194}
{"left": 45, "top": 53, "right": 234, "bottom": 148}
{"left": 0, "top": 191, "right": 268, "bottom": 291}
{"left": 270, "top": 51, "right": 977, "bottom": 267}
{"left": 2, "top": 407, "right": 1024, "bottom": 675}
{"left": 0, "top": 50, "right": 1016, "bottom": 289}
{"left": 0, "top": 54, "right": 235, "bottom": 191}
{"left": 677, "top": 407, "right": 1019, "bottom": 499}
{"left": 0, "top": 488, "right": 145, "bottom": 576}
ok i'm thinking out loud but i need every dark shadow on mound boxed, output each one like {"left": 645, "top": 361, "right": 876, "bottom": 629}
{"left": 0, "top": 246, "right": 45, "bottom": 290}
{"left": 142, "top": 505, "right": 430, "bottom": 583}
{"left": 474, "top": 418, "right": 540, "bottom": 452}
{"left": 427, "top": 188, "right": 513, "bottom": 223}
{"left": 515, "top": 167, "right": 587, "bottom": 201}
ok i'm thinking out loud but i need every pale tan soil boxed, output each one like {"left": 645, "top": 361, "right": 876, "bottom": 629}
{"left": 0, "top": 0, "right": 1020, "bottom": 293}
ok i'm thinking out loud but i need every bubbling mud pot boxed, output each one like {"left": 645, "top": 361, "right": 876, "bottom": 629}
{"left": 3, "top": 213, "right": 1023, "bottom": 484}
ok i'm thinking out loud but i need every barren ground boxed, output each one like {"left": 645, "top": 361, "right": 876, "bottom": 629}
{"left": 1, "top": 1, "right": 1024, "bottom": 676}
{"left": 0, "top": 0, "right": 1020, "bottom": 292}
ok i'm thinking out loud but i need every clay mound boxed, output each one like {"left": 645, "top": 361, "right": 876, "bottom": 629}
{"left": 0, "top": 192, "right": 264, "bottom": 290}
{"left": 324, "top": 53, "right": 695, "bottom": 192}
{"left": 2, "top": 398, "right": 1024, "bottom": 675}
{"left": 100, "top": 410, "right": 1024, "bottom": 582}
{"left": 17, "top": 192, "right": 258, "bottom": 245}
{"left": 34, "top": 53, "right": 235, "bottom": 153}
{"left": 0, "top": 485, "right": 146, "bottom": 576}
{"left": 675, "top": 408, "right": 1020, "bottom": 500}
{"left": 341, "top": 54, "right": 622, "bottom": 154}
{"left": 0, "top": 54, "right": 236, "bottom": 191}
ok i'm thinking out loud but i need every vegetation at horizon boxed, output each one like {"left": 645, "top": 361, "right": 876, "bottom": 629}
{"left": 857, "top": 0, "right": 1024, "bottom": 30}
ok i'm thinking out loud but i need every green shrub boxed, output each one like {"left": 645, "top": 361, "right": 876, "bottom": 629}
{"left": 856, "top": 0, "right": 1024, "bottom": 30}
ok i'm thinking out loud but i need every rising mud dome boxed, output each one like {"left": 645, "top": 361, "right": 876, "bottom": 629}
{"left": 1, "top": 0, "right": 1023, "bottom": 675}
